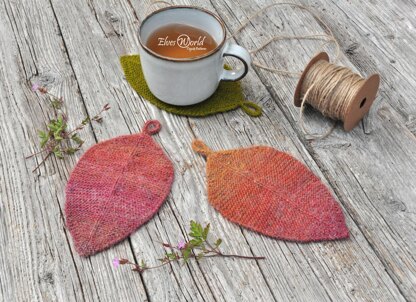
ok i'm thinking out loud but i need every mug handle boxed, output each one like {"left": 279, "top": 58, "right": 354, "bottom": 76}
{"left": 220, "top": 43, "right": 251, "bottom": 81}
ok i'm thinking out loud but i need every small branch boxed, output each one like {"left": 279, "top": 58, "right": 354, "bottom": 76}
{"left": 216, "top": 253, "right": 265, "bottom": 260}
{"left": 114, "top": 221, "right": 265, "bottom": 275}
{"left": 44, "top": 91, "right": 61, "bottom": 100}
{"left": 66, "top": 125, "right": 85, "bottom": 136}
{"left": 26, "top": 83, "right": 110, "bottom": 172}
{"left": 131, "top": 251, "right": 264, "bottom": 273}
{"left": 32, "top": 152, "right": 52, "bottom": 172}
{"left": 26, "top": 149, "right": 47, "bottom": 159}
{"left": 67, "top": 105, "right": 110, "bottom": 136}
{"left": 203, "top": 248, "right": 265, "bottom": 260}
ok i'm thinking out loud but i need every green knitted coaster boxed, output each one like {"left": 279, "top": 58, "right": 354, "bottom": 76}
{"left": 120, "top": 55, "right": 262, "bottom": 117}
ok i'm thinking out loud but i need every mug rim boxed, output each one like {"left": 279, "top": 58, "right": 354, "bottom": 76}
{"left": 138, "top": 5, "right": 227, "bottom": 62}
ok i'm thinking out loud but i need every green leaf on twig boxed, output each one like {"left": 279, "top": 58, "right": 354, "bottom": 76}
{"left": 26, "top": 83, "right": 110, "bottom": 172}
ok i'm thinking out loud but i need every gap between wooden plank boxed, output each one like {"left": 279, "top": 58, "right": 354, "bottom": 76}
{"left": 210, "top": 0, "right": 414, "bottom": 300}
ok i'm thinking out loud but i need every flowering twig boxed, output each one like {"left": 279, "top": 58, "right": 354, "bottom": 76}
{"left": 113, "top": 220, "right": 265, "bottom": 274}
{"left": 27, "top": 83, "right": 110, "bottom": 172}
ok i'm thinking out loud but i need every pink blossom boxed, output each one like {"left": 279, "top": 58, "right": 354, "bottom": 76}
{"left": 112, "top": 258, "right": 120, "bottom": 268}
{"left": 31, "top": 83, "right": 40, "bottom": 92}
{"left": 177, "top": 239, "right": 186, "bottom": 250}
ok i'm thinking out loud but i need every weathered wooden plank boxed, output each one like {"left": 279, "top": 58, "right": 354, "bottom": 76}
{"left": 52, "top": 0, "right": 408, "bottom": 301}
{"left": 0, "top": 0, "right": 148, "bottom": 301}
{"left": 46, "top": 0, "right": 277, "bottom": 300}
{"left": 1, "top": 0, "right": 414, "bottom": 301}
{"left": 207, "top": 0, "right": 415, "bottom": 299}
{"left": 301, "top": 0, "right": 416, "bottom": 295}
{"left": 304, "top": 0, "right": 416, "bottom": 117}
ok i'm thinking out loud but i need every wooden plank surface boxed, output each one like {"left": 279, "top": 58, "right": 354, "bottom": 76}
{"left": 0, "top": 0, "right": 414, "bottom": 301}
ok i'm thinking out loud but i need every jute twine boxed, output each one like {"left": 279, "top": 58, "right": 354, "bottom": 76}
{"left": 143, "top": 1, "right": 370, "bottom": 139}
{"left": 299, "top": 60, "right": 366, "bottom": 138}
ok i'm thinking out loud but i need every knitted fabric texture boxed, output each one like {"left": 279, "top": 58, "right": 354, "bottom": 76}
{"left": 192, "top": 140, "right": 349, "bottom": 242}
{"left": 120, "top": 55, "right": 262, "bottom": 117}
{"left": 65, "top": 120, "right": 174, "bottom": 256}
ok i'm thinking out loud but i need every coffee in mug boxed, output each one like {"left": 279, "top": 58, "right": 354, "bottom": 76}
{"left": 146, "top": 23, "right": 218, "bottom": 59}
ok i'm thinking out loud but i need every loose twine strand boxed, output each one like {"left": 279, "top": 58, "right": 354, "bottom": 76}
{"left": 145, "top": 1, "right": 341, "bottom": 75}
{"left": 228, "top": 2, "right": 341, "bottom": 76}
{"left": 144, "top": 1, "right": 366, "bottom": 139}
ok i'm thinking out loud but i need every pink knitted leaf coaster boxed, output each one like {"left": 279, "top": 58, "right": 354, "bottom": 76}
{"left": 65, "top": 120, "right": 174, "bottom": 256}
{"left": 192, "top": 140, "right": 349, "bottom": 242}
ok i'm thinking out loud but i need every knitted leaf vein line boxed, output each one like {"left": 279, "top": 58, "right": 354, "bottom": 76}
{"left": 192, "top": 139, "right": 349, "bottom": 242}
{"left": 65, "top": 120, "right": 174, "bottom": 256}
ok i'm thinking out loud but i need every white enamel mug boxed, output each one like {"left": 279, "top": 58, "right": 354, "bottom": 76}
{"left": 138, "top": 6, "right": 251, "bottom": 106}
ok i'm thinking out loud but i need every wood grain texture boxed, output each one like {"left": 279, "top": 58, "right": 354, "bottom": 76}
{"left": 0, "top": 0, "right": 414, "bottom": 301}
{"left": 206, "top": 1, "right": 416, "bottom": 300}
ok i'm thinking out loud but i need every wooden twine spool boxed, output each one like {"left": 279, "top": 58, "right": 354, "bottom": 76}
{"left": 294, "top": 52, "right": 380, "bottom": 132}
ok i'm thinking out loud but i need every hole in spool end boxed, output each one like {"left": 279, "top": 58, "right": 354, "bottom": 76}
{"left": 360, "top": 98, "right": 367, "bottom": 108}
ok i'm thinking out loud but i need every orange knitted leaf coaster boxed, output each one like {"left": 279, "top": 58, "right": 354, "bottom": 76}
{"left": 192, "top": 140, "right": 349, "bottom": 242}
{"left": 65, "top": 120, "right": 174, "bottom": 256}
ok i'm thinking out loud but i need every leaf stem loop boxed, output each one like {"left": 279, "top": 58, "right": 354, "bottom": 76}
{"left": 143, "top": 120, "right": 161, "bottom": 135}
